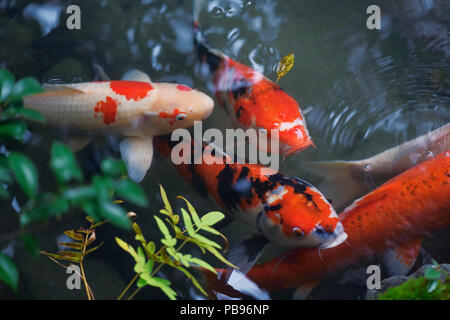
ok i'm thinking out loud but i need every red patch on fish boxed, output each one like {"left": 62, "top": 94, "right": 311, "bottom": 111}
{"left": 109, "top": 81, "right": 153, "bottom": 101}
{"left": 176, "top": 84, "right": 192, "bottom": 92}
{"left": 95, "top": 96, "right": 118, "bottom": 124}
{"left": 159, "top": 108, "right": 182, "bottom": 125}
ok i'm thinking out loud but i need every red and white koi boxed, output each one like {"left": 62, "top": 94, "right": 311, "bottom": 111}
{"left": 23, "top": 69, "right": 214, "bottom": 182}
{"left": 193, "top": 0, "right": 313, "bottom": 156}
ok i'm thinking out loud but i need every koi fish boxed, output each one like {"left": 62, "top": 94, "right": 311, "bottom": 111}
{"left": 203, "top": 150, "right": 450, "bottom": 298}
{"left": 23, "top": 69, "right": 214, "bottom": 182}
{"left": 154, "top": 136, "right": 346, "bottom": 259}
{"left": 193, "top": 0, "right": 313, "bottom": 156}
{"left": 302, "top": 123, "right": 450, "bottom": 210}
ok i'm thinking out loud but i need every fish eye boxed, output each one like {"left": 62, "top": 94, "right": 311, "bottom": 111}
{"left": 176, "top": 113, "right": 187, "bottom": 121}
{"left": 292, "top": 227, "right": 304, "bottom": 236}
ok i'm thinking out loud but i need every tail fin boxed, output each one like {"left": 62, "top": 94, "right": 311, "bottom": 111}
{"left": 301, "top": 160, "right": 369, "bottom": 211}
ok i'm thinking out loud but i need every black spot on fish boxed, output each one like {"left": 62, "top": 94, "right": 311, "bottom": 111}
{"left": 267, "top": 204, "right": 282, "bottom": 211}
{"left": 236, "top": 106, "right": 244, "bottom": 119}
{"left": 231, "top": 77, "right": 252, "bottom": 100}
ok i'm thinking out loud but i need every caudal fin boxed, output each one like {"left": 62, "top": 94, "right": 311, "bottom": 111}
{"left": 301, "top": 160, "right": 369, "bottom": 211}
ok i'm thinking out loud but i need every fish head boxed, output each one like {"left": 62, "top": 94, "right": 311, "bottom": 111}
{"left": 145, "top": 83, "right": 214, "bottom": 133}
{"left": 258, "top": 177, "right": 347, "bottom": 249}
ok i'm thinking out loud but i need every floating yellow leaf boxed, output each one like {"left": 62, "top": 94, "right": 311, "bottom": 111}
{"left": 276, "top": 52, "right": 295, "bottom": 83}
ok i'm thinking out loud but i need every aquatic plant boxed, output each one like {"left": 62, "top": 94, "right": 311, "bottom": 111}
{"left": 0, "top": 68, "right": 147, "bottom": 292}
{"left": 378, "top": 276, "right": 450, "bottom": 300}
{"left": 40, "top": 216, "right": 106, "bottom": 300}
{"left": 116, "top": 185, "right": 236, "bottom": 300}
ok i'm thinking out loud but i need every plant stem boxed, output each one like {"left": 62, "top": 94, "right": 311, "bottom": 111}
{"left": 117, "top": 273, "right": 139, "bottom": 300}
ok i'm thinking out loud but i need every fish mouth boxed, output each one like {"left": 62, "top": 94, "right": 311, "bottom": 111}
{"left": 283, "top": 140, "right": 315, "bottom": 156}
{"left": 318, "top": 231, "right": 348, "bottom": 250}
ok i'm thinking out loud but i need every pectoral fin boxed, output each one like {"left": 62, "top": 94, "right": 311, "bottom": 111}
{"left": 382, "top": 238, "right": 422, "bottom": 276}
{"left": 42, "top": 84, "right": 84, "bottom": 94}
{"left": 65, "top": 137, "right": 91, "bottom": 153}
{"left": 120, "top": 137, "right": 154, "bottom": 182}
{"left": 292, "top": 280, "right": 321, "bottom": 300}
{"left": 224, "top": 234, "right": 269, "bottom": 281}
{"left": 121, "top": 69, "right": 152, "bottom": 83}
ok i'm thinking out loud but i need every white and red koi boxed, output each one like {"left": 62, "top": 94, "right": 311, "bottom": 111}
{"left": 193, "top": 0, "right": 313, "bottom": 156}
{"left": 23, "top": 69, "right": 214, "bottom": 182}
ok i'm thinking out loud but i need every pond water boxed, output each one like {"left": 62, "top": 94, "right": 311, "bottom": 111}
{"left": 0, "top": 0, "right": 449, "bottom": 299}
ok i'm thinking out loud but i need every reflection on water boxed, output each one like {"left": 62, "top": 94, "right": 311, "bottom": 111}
{"left": 0, "top": 0, "right": 449, "bottom": 300}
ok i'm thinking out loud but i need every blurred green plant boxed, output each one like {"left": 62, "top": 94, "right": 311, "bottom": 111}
{"left": 116, "top": 185, "right": 237, "bottom": 300}
{"left": 424, "top": 259, "right": 448, "bottom": 293}
{"left": 0, "top": 68, "right": 148, "bottom": 292}
{"left": 40, "top": 216, "right": 106, "bottom": 300}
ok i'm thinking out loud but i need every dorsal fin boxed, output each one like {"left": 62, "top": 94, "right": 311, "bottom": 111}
{"left": 121, "top": 69, "right": 152, "bottom": 83}
{"left": 42, "top": 84, "right": 84, "bottom": 94}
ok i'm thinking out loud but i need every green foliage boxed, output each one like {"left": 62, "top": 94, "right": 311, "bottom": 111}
{"left": 378, "top": 276, "right": 450, "bottom": 300}
{"left": 0, "top": 253, "right": 19, "bottom": 292}
{"left": 116, "top": 185, "right": 237, "bottom": 300}
{"left": 0, "top": 68, "right": 148, "bottom": 292}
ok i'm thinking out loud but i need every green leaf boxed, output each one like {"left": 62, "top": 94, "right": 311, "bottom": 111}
{"left": 144, "top": 259, "right": 154, "bottom": 274}
{"left": 154, "top": 215, "right": 173, "bottom": 243}
{"left": 181, "top": 208, "right": 196, "bottom": 236}
{"left": 0, "top": 253, "right": 19, "bottom": 291}
{"left": 115, "top": 237, "right": 138, "bottom": 261}
{"left": 101, "top": 159, "right": 126, "bottom": 177}
{"left": 145, "top": 241, "right": 156, "bottom": 256}
{"left": 205, "top": 246, "right": 238, "bottom": 269}
{"left": 200, "top": 211, "right": 225, "bottom": 226}
{"left": 21, "top": 234, "right": 39, "bottom": 257}
{"left": 159, "top": 184, "right": 172, "bottom": 216}
{"left": 63, "top": 186, "right": 96, "bottom": 202}
{"left": 424, "top": 267, "right": 441, "bottom": 280}
{"left": 178, "top": 196, "right": 202, "bottom": 227}
{"left": 115, "top": 179, "right": 148, "bottom": 207}
{"left": 140, "top": 274, "right": 176, "bottom": 300}
{"left": 174, "top": 266, "right": 208, "bottom": 297}
{"left": 64, "top": 230, "right": 84, "bottom": 241}
{"left": 0, "top": 69, "right": 15, "bottom": 102}
{"left": 50, "top": 142, "right": 83, "bottom": 184}
{"left": 191, "top": 233, "right": 221, "bottom": 249}
{"left": 8, "top": 152, "right": 38, "bottom": 198}
{"left": 58, "top": 242, "right": 84, "bottom": 250}
{"left": 9, "top": 77, "right": 42, "bottom": 102}
{"left": 99, "top": 201, "right": 130, "bottom": 230}
{"left": 427, "top": 280, "right": 438, "bottom": 293}
{"left": 0, "top": 120, "right": 27, "bottom": 140}
{"left": 0, "top": 107, "right": 45, "bottom": 123}
{"left": 188, "top": 257, "right": 217, "bottom": 274}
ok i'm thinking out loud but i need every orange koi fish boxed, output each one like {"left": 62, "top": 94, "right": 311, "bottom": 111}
{"left": 193, "top": 0, "right": 313, "bottom": 156}
{"left": 203, "top": 150, "right": 450, "bottom": 298}
{"left": 23, "top": 69, "right": 214, "bottom": 182}
{"left": 154, "top": 136, "right": 346, "bottom": 254}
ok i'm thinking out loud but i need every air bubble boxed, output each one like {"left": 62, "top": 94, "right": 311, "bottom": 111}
{"left": 242, "top": 0, "right": 255, "bottom": 9}
{"left": 210, "top": 7, "right": 224, "bottom": 18}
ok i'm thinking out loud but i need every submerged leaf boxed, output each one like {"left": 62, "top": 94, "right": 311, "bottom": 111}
{"left": 159, "top": 184, "right": 172, "bottom": 216}
{"left": 8, "top": 152, "right": 38, "bottom": 198}
{"left": 276, "top": 52, "right": 295, "bottom": 83}
{"left": 50, "top": 142, "right": 84, "bottom": 184}
{"left": 0, "top": 253, "right": 19, "bottom": 291}
{"left": 0, "top": 69, "right": 15, "bottom": 102}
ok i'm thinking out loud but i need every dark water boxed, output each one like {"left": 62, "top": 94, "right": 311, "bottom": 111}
{"left": 0, "top": 0, "right": 449, "bottom": 299}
